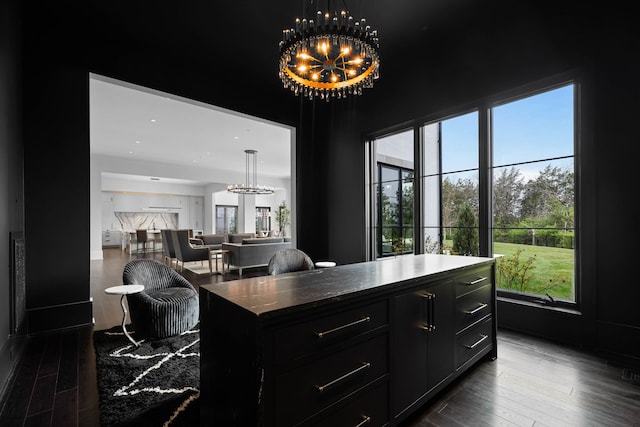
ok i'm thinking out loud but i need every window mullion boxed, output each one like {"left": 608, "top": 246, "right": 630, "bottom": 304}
{"left": 478, "top": 106, "right": 492, "bottom": 257}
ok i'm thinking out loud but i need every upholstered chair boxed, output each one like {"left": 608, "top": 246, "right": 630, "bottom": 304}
{"left": 267, "top": 248, "right": 314, "bottom": 275}
{"left": 172, "top": 229, "right": 213, "bottom": 274}
{"left": 161, "top": 229, "right": 177, "bottom": 268}
{"left": 122, "top": 259, "right": 199, "bottom": 339}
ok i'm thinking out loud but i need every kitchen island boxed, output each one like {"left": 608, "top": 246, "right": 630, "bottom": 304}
{"left": 200, "top": 253, "right": 497, "bottom": 426}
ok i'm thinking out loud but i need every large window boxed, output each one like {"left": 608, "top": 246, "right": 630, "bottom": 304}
{"left": 256, "top": 207, "right": 271, "bottom": 234}
{"left": 372, "top": 130, "right": 414, "bottom": 258}
{"left": 216, "top": 205, "right": 237, "bottom": 234}
{"left": 367, "top": 81, "right": 577, "bottom": 305}
{"left": 492, "top": 86, "right": 575, "bottom": 302}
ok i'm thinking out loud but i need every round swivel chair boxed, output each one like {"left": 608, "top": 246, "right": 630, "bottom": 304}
{"left": 123, "top": 259, "right": 199, "bottom": 339}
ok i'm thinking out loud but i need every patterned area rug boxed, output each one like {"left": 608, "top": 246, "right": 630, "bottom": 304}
{"left": 93, "top": 323, "right": 200, "bottom": 426}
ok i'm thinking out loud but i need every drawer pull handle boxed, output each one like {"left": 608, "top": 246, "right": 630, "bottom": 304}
{"left": 464, "top": 303, "right": 488, "bottom": 315}
{"left": 315, "top": 362, "right": 371, "bottom": 393}
{"left": 465, "top": 334, "right": 489, "bottom": 349}
{"left": 315, "top": 317, "right": 371, "bottom": 339}
{"left": 420, "top": 292, "right": 434, "bottom": 299}
{"left": 465, "top": 277, "right": 488, "bottom": 285}
{"left": 355, "top": 415, "right": 372, "bottom": 427}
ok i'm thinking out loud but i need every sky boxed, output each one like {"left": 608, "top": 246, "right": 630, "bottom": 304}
{"left": 443, "top": 84, "right": 574, "bottom": 181}
{"left": 375, "top": 83, "right": 574, "bottom": 183}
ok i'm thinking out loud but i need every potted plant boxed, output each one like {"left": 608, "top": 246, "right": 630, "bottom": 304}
{"left": 275, "top": 201, "right": 290, "bottom": 236}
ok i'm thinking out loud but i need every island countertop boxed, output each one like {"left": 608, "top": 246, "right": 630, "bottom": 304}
{"left": 200, "top": 253, "right": 494, "bottom": 319}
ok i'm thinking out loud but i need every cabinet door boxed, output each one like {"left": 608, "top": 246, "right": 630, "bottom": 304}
{"left": 392, "top": 280, "right": 454, "bottom": 418}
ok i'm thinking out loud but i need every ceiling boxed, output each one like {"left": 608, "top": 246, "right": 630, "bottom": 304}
{"left": 90, "top": 75, "right": 293, "bottom": 187}
{"left": 87, "top": 0, "right": 485, "bottom": 188}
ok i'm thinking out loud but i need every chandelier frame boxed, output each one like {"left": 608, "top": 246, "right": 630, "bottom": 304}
{"left": 279, "top": 2, "right": 380, "bottom": 101}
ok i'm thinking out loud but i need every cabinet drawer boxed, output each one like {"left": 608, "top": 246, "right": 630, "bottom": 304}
{"left": 455, "top": 317, "right": 493, "bottom": 369}
{"left": 275, "top": 300, "right": 388, "bottom": 363}
{"left": 275, "top": 334, "right": 389, "bottom": 426}
{"left": 455, "top": 284, "right": 492, "bottom": 333}
{"left": 454, "top": 267, "right": 492, "bottom": 297}
{"left": 300, "top": 380, "right": 389, "bottom": 427}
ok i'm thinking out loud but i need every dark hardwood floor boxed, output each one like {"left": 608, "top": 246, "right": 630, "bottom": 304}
{"left": 1, "top": 248, "right": 639, "bottom": 426}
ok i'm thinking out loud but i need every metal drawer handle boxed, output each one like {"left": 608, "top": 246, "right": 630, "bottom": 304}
{"left": 465, "top": 334, "right": 489, "bottom": 349}
{"left": 464, "top": 303, "right": 488, "bottom": 315}
{"left": 315, "top": 362, "right": 371, "bottom": 393}
{"left": 315, "top": 317, "right": 371, "bottom": 339}
{"left": 465, "top": 277, "right": 487, "bottom": 285}
{"left": 355, "top": 415, "right": 372, "bottom": 427}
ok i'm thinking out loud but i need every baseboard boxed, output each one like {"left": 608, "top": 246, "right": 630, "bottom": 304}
{"left": 27, "top": 299, "right": 94, "bottom": 334}
{"left": 0, "top": 333, "right": 27, "bottom": 415}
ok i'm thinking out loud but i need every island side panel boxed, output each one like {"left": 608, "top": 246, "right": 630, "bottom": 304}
{"left": 200, "top": 287, "right": 265, "bottom": 425}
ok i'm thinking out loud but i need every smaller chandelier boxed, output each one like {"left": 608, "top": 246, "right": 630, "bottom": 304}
{"left": 227, "top": 149, "right": 275, "bottom": 195}
{"left": 279, "top": 9, "right": 380, "bottom": 101}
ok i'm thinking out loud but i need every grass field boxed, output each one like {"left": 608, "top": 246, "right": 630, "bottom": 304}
{"left": 493, "top": 242, "right": 574, "bottom": 301}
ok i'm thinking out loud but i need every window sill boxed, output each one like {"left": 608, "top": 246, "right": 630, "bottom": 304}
{"left": 497, "top": 296, "right": 582, "bottom": 316}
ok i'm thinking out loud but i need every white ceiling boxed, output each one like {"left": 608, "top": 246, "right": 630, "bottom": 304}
{"left": 89, "top": 74, "right": 293, "bottom": 186}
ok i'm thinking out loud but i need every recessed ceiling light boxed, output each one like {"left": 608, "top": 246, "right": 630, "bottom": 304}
{"left": 150, "top": 177, "right": 160, "bottom": 181}
{"left": 150, "top": 119, "right": 156, "bottom": 123}
{"left": 234, "top": 136, "right": 239, "bottom": 140}
{"left": 135, "top": 140, "right": 141, "bottom": 144}
{"left": 129, "top": 151, "right": 134, "bottom": 154}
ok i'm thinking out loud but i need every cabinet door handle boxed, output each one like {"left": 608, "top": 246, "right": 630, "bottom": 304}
{"left": 419, "top": 291, "right": 436, "bottom": 332}
{"left": 465, "top": 334, "right": 489, "bottom": 349}
{"left": 464, "top": 303, "right": 488, "bottom": 315}
{"left": 355, "top": 415, "right": 372, "bottom": 427}
{"left": 315, "top": 317, "right": 370, "bottom": 339}
{"left": 315, "top": 362, "right": 371, "bottom": 393}
{"left": 418, "top": 323, "right": 435, "bottom": 332}
{"left": 465, "top": 277, "right": 487, "bottom": 286}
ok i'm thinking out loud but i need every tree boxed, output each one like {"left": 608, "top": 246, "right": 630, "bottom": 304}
{"left": 452, "top": 201, "right": 479, "bottom": 256}
{"left": 520, "top": 165, "right": 573, "bottom": 221}
{"left": 275, "top": 201, "right": 290, "bottom": 235}
{"left": 493, "top": 166, "right": 524, "bottom": 228}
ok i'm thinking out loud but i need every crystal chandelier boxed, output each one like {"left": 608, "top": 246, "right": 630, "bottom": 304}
{"left": 227, "top": 149, "right": 275, "bottom": 195}
{"left": 278, "top": 4, "right": 380, "bottom": 101}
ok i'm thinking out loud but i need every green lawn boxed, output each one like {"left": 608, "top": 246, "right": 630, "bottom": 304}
{"left": 493, "top": 242, "right": 574, "bottom": 301}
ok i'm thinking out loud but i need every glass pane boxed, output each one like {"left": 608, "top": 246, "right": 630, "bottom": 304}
{"left": 381, "top": 177, "right": 400, "bottom": 226}
{"left": 492, "top": 85, "right": 575, "bottom": 302}
{"left": 374, "top": 130, "right": 414, "bottom": 184}
{"left": 493, "top": 85, "right": 574, "bottom": 167}
{"left": 441, "top": 111, "right": 478, "bottom": 173}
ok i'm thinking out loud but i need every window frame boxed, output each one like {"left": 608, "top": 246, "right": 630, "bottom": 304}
{"left": 365, "top": 73, "right": 581, "bottom": 312}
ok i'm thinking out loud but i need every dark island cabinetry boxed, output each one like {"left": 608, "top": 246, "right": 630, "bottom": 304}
{"left": 200, "top": 255, "right": 496, "bottom": 426}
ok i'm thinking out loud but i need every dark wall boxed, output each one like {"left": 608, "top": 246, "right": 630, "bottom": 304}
{"left": 306, "top": 2, "right": 639, "bottom": 367}
{"left": 1, "top": 0, "right": 25, "bottom": 401}
{"left": 12, "top": 0, "right": 639, "bottom": 374}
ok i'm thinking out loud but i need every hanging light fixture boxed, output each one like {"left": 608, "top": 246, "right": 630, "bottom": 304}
{"left": 227, "top": 149, "right": 275, "bottom": 195}
{"left": 278, "top": 2, "right": 380, "bottom": 101}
